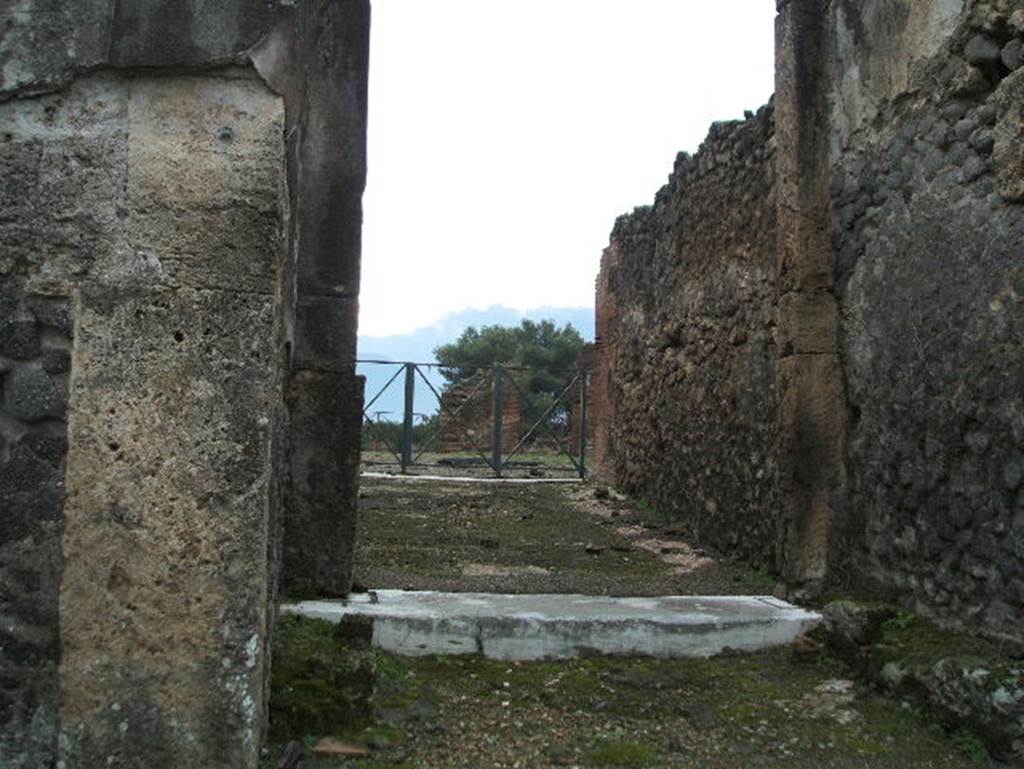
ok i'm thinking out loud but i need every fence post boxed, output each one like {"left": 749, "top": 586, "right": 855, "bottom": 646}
{"left": 401, "top": 362, "right": 415, "bottom": 472}
{"left": 492, "top": 365, "right": 503, "bottom": 477}
{"left": 579, "top": 368, "right": 588, "bottom": 480}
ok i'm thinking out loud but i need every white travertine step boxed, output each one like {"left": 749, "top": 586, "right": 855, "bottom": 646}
{"left": 282, "top": 591, "right": 821, "bottom": 661}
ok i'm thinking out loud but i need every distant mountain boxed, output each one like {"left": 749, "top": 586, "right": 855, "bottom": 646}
{"left": 357, "top": 305, "right": 594, "bottom": 422}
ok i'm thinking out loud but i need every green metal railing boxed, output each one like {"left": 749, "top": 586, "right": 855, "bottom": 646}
{"left": 358, "top": 360, "right": 590, "bottom": 479}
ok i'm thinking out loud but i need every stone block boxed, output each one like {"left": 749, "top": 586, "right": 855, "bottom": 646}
{"left": 292, "top": 294, "right": 359, "bottom": 373}
{"left": 1, "top": 79, "right": 126, "bottom": 296}
{"left": 40, "top": 349, "right": 71, "bottom": 374}
{"left": 2, "top": 368, "right": 65, "bottom": 422}
{"left": 1, "top": 73, "right": 285, "bottom": 297}
{"left": 107, "top": 1, "right": 278, "bottom": 68}
{"left": 776, "top": 290, "right": 838, "bottom": 355}
{"left": 59, "top": 286, "right": 284, "bottom": 769}
{"left": 0, "top": 320, "right": 40, "bottom": 361}
{"left": 283, "top": 370, "right": 364, "bottom": 597}
{"left": 0, "top": 663, "right": 59, "bottom": 769}
{"left": 777, "top": 354, "right": 846, "bottom": 464}
{"left": 24, "top": 299, "right": 72, "bottom": 341}
{"left": 124, "top": 75, "right": 286, "bottom": 294}
{"left": 994, "top": 69, "right": 1024, "bottom": 202}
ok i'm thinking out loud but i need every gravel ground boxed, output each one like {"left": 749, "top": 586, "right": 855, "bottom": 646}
{"left": 351, "top": 476, "right": 777, "bottom": 597}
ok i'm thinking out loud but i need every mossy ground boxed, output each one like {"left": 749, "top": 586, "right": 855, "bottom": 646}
{"left": 265, "top": 647, "right": 991, "bottom": 768}
{"left": 873, "top": 609, "right": 1019, "bottom": 672}
{"left": 352, "top": 477, "right": 775, "bottom": 596}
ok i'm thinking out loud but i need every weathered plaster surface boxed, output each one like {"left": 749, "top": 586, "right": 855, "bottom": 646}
{"left": 830, "top": 0, "right": 968, "bottom": 153}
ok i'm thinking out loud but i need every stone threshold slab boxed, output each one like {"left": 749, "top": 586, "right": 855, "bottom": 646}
{"left": 361, "top": 472, "right": 583, "bottom": 484}
{"left": 281, "top": 591, "right": 821, "bottom": 661}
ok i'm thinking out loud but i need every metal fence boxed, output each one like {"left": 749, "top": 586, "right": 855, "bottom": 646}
{"left": 358, "top": 360, "right": 590, "bottom": 479}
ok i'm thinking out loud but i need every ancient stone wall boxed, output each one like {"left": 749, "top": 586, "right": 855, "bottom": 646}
{"left": 594, "top": 106, "right": 780, "bottom": 568}
{"left": 594, "top": 0, "right": 1024, "bottom": 642}
{"left": 826, "top": 0, "right": 1024, "bottom": 640}
{"left": 0, "top": 3, "right": 369, "bottom": 767}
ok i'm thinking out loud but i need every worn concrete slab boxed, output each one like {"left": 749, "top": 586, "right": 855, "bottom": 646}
{"left": 283, "top": 591, "right": 821, "bottom": 661}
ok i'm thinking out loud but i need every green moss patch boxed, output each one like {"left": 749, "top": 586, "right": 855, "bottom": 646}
{"left": 268, "top": 614, "right": 377, "bottom": 741}
{"left": 875, "top": 609, "right": 1011, "bottom": 670}
{"left": 584, "top": 738, "right": 658, "bottom": 767}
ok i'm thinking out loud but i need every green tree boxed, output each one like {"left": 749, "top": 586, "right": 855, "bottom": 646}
{"left": 433, "top": 320, "right": 585, "bottom": 428}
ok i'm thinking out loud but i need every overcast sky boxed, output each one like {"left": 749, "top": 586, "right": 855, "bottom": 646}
{"left": 359, "top": 1, "right": 777, "bottom": 337}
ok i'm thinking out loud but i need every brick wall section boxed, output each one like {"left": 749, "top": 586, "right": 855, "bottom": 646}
{"left": 594, "top": 106, "right": 780, "bottom": 569}
{"left": 439, "top": 371, "right": 522, "bottom": 455}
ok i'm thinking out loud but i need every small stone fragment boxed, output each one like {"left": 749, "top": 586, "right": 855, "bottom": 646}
{"left": 940, "top": 101, "right": 970, "bottom": 121}
{"left": 953, "top": 117, "right": 978, "bottom": 141}
{"left": 965, "top": 430, "right": 990, "bottom": 453}
{"left": 678, "top": 701, "right": 717, "bottom": 731}
{"left": 1004, "top": 457, "right": 1023, "bottom": 490}
{"left": 964, "top": 34, "right": 1002, "bottom": 66}
{"left": 976, "top": 103, "right": 998, "bottom": 126}
{"left": 312, "top": 737, "right": 370, "bottom": 758}
{"left": 959, "top": 156, "right": 989, "bottom": 184}
{"left": 1010, "top": 9, "right": 1024, "bottom": 35}
{"left": 950, "top": 64, "right": 992, "bottom": 95}
{"left": 1002, "top": 39, "right": 1023, "bottom": 71}
{"left": 791, "top": 633, "right": 823, "bottom": 662}
{"left": 970, "top": 127, "right": 995, "bottom": 154}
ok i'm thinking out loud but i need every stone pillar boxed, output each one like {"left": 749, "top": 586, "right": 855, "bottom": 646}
{"left": 773, "top": 0, "right": 847, "bottom": 594}
{"left": 283, "top": 371, "right": 365, "bottom": 597}
{"left": 1, "top": 3, "right": 370, "bottom": 766}
{"left": 52, "top": 74, "right": 289, "bottom": 769}
{"left": 280, "top": 0, "right": 371, "bottom": 599}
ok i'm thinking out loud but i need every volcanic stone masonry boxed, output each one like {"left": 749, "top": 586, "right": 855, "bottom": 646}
{"left": 594, "top": 0, "right": 1024, "bottom": 644}
{"left": 0, "top": 3, "right": 369, "bottom": 768}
